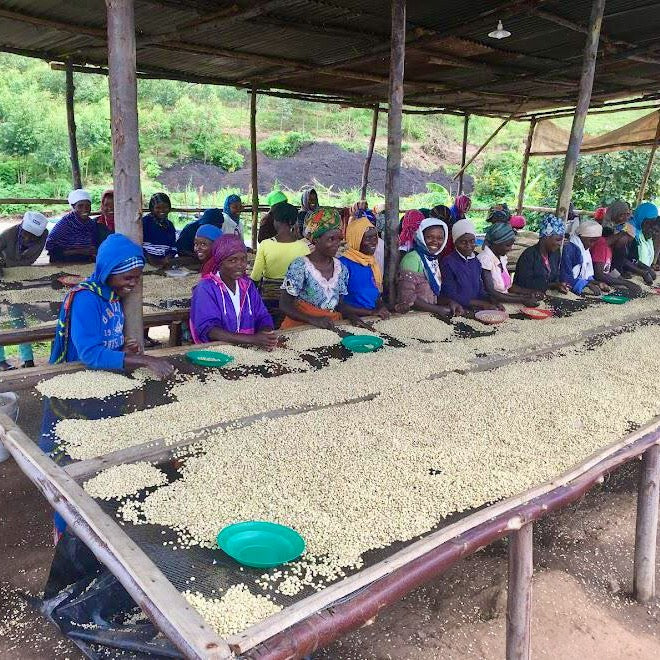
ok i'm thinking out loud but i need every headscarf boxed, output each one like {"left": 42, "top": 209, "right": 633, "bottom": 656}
{"left": 50, "top": 234, "right": 144, "bottom": 365}
{"left": 538, "top": 214, "right": 565, "bottom": 238}
{"left": 604, "top": 201, "right": 630, "bottom": 229}
{"left": 616, "top": 222, "right": 636, "bottom": 239}
{"left": 575, "top": 220, "right": 603, "bottom": 238}
{"left": 510, "top": 215, "right": 526, "bottom": 230}
{"left": 430, "top": 205, "right": 451, "bottom": 222}
{"left": 98, "top": 189, "right": 114, "bottom": 231}
{"left": 195, "top": 224, "right": 223, "bottom": 242}
{"left": 343, "top": 217, "right": 383, "bottom": 290}
{"left": 68, "top": 189, "right": 91, "bottom": 207}
{"left": 198, "top": 207, "right": 223, "bottom": 226}
{"left": 569, "top": 233, "right": 595, "bottom": 283}
{"left": 267, "top": 190, "right": 287, "bottom": 206}
{"left": 398, "top": 210, "right": 425, "bottom": 251}
{"left": 593, "top": 207, "right": 607, "bottom": 223}
{"left": 304, "top": 207, "right": 341, "bottom": 240}
{"left": 272, "top": 202, "right": 298, "bottom": 227}
{"left": 223, "top": 194, "right": 242, "bottom": 222}
{"left": 413, "top": 218, "right": 448, "bottom": 296}
{"left": 484, "top": 222, "right": 516, "bottom": 245}
{"left": 452, "top": 218, "right": 476, "bottom": 243}
{"left": 201, "top": 234, "right": 246, "bottom": 277}
{"left": 449, "top": 194, "right": 471, "bottom": 221}
{"left": 487, "top": 203, "right": 511, "bottom": 224}
{"left": 349, "top": 200, "right": 376, "bottom": 225}
{"left": 148, "top": 192, "right": 171, "bottom": 215}
{"left": 300, "top": 188, "right": 318, "bottom": 214}
{"left": 631, "top": 202, "right": 658, "bottom": 237}
{"left": 418, "top": 208, "right": 432, "bottom": 218}
{"left": 21, "top": 211, "right": 48, "bottom": 237}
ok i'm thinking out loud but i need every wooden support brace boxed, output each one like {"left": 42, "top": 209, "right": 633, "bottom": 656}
{"left": 360, "top": 104, "right": 379, "bottom": 200}
{"left": 517, "top": 118, "right": 537, "bottom": 215}
{"left": 459, "top": 113, "right": 469, "bottom": 195}
{"left": 250, "top": 86, "right": 259, "bottom": 251}
{"left": 633, "top": 443, "right": 660, "bottom": 603}
{"left": 65, "top": 61, "right": 82, "bottom": 189}
{"left": 506, "top": 522, "right": 533, "bottom": 660}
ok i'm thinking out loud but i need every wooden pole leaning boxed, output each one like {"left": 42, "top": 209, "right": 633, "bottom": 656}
{"left": 360, "top": 104, "right": 379, "bottom": 200}
{"left": 384, "top": 0, "right": 406, "bottom": 304}
{"left": 106, "top": 0, "right": 144, "bottom": 350}
{"left": 517, "top": 117, "right": 537, "bottom": 215}
{"left": 250, "top": 86, "right": 259, "bottom": 250}
{"left": 636, "top": 111, "right": 660, "bottom": 206}
{"left": 506, "top": 522, "right": 533, "bottom": 660}
{"left": 65, "top": 60, "right": 82, "bottom": 189}
{"left": 458, "top": 113, "right": 469, "bottom": 196}
{"left": 555, "top": 0, "right": 606, "bottom": 219}
{"left": 633, "top": 443, "right": 660, "bottom": 603}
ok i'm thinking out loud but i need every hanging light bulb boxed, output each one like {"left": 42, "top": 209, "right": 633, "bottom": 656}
{"left": 488, "top": 20, "right": 511, "bottom": 39}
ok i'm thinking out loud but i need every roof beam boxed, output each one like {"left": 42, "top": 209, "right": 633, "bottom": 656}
{"left": 0, "top": 7, "right": 106, "bottom": 39}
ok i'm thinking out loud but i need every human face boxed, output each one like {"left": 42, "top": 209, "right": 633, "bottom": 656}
{"left": 101, "top": 195, "right": 114, "bottom": 216}
{"left": 309, "top": 191, "right": 318, "bottom": 208}
{"left": 314, "top": 228, "right": 342, "bottom": 258}
{"left": 194, "top": 237, "right": 213, "bottom": 263}
{"left": 22, "top": 230, "right": 39, "bottom": 244}
{"left": 579, "top": 235, "right": 598, "bottom": 250}
{"left": 229, "top": 201, "right": 242, "bottom": 216}
{"left": 642, "top": 219, "right": 656, "bottom": 240}
{"left": 614, "top": 206, "right": 631, "bottom": 224}
{"left": 108, "top": 267, "right": 142, "bottom": 298}
{"left": 543, "top": 234, "right": 564, "bottom": 252}
{"left": 219, "top": 251, "right": 247, "bottom": 283}
{"left": 423, "top": 226, "right": 445, "bottom": 254}
{"left": 491, "top": 239, "right": 514, "bottom": 257}
{"left": 359, "top": 227, "right": 378, "bottom": 255}
{"left": 152, "top": 201, "right": 170, "bottom": 220}
{"left": 454, "top": 232, "right": 476, "bottom": 258}
{"left": 73, "top": 200, "right": 91, "bottom": 220}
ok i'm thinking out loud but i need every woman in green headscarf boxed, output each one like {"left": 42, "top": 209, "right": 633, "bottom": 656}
{"left": 257, "top": 190, "right": 288, "bottom": 243}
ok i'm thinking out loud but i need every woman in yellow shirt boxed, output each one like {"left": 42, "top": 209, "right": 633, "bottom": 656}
{"left": 251, "top": 202, "right": 310, "bottom": 326}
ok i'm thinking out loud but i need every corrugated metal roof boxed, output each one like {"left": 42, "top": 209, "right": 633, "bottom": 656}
{"left": 0, "top": 0, "right": 658, "bottom": 116}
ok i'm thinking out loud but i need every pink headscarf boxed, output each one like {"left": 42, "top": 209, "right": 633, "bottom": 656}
{"left": 201, "top": 234, "right": 246, "bottom": 277}
{"left": 510, "top": 215, "right": 526, "bottom": 230}
{"left": 593, "top": 207, "right": 607, "bottom": 223}
{"left": 455, "top": 195, "right": 471, "bottom": 215}
{"left": 398, "top": 210, "right": 425, "bottom": 251}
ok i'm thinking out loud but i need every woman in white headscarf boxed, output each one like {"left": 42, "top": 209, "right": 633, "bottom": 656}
{"left": 45, "top": 189, "right": 96, "bottom": 263}
{"left": 559, "top": 220, "right": 608, "bottom": 296}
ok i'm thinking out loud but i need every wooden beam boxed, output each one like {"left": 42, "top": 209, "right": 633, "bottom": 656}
{"left": 360, "top": 104, "right": 379, "bottom": 200}
{"left": 633, "top": 443, "right": 660, "bottom": 603}
{"left": 106, "top": 0, "right": 144, "bottom": 351}
{"left": 250, "top": 86, "right": 259, "bottom": 251}
{"left": 65, "top": 61, "right": 82, "bottom": 189}
{"left": 636, "top": 112, "right": 660, "bottom": 206}
{"left": 506, "top": 523, "right": 533, "bottom": 660}
{"left": 517, "top": 117, "right": 537, "bottom": 215}
{"left": 556, "top": 0, "right": 605, "bottom": 220}
{"left": 384, "top": 0, "right": 406, "bottom": 304}
{"left": 0, "top": 7, "right": 106, "bottom": 39}
{"left": 459, "top": 113, "right": 469, "bottom": 196}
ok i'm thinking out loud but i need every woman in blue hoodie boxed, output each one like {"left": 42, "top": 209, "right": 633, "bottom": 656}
{"left": 50, "top": 233, "right": 173, "bottom": 378}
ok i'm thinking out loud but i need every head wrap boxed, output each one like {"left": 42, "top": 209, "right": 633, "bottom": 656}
{"left": 631, "top": 202, "right": 659, "bottom": 236}
{"left": 201, "top": 234, "right": 246, "bottom": 277}
{"left": 575, "top": 220, "right": 603, "bottom": 238}
{"left": 68, "top": 189, "right": 91, "bottom": 207}
{"left": 452, "top": 218, "right": 477, "bottom": 242}
{"left": 593, "top": 207, "right": 607, "bottom": 223}
{"left": 267, "top": 190, "right": 287, "bottom": 206}
{"left": 418, "top": 208, "right": 432, "bottom": 218}
{"left": 349, "top": 200, "right": 377, "bottom": 225}
{"left": 21, "top": 211, "right": 48, "bottom": 237}
{"left": 372, "top": 203, "right": 385, "bottom": 215}
{"left": 343, "top": 217, "right": 382, "bottom": 290}
{"left": 487, "top": 203, "right": 511, "bottom": 224}
{"left": 300, "top": 188, "right": 318, "bottom": 213}
{"left": 272, "top": 202, "right": 298, "bottom": 227}
{"left": 455, "top": 195, "right": 471, "bottom": 215}
{"left": 485, "top": 222, "right": 516, "bottom": 245}
{"left": 430, "top": 205, "right": 451, "bottom": 222}
{"left": 510, "top": 215, "right": 526, "bottom": 230}
{"left": 616, "top": 222, "right": 636, "bottom": 239}
{"left": 195, "top": 224, "right": 223, "bottom": 242}
{"left": 148, "top": 192, "right": 171, "bottom": 215}
{"left": 110, "top": 255, "right": 145, "bottom": 275}
{"left": 398, "top": 210, "right": 425, "bottom": 251}
{"left": 604, "top": 201, "right": 630, "bottom": 228}
{"left": 539, "top": 214, "right": 565, "bottom": 238}
{"left": 198, "top": 207, "right": 223, "bottom": 226}
{"left": 414, "top": 218, "right": 448, "bottom": 296}
{"left": 304, "top": 207, "right": 341, "bottom": 240}
{"left": 223, "top": 194, "right": 242, "bottom": 221}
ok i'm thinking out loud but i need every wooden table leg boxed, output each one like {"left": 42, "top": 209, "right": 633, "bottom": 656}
{"left": 168, "top": 321, "right": 183, "bottom": 347}
{"left": 507, "top": 522, "right": 533, "bottom": 660}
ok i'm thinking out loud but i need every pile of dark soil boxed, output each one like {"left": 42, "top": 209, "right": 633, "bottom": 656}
{"left": 157, "top": 141, "right": 473, "bottom": 197}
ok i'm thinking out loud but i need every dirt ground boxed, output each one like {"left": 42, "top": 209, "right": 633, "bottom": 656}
{"left": 157, "top": 141, "right": 474, "bottom": 197}
{"left": 0, "top": 458, "right": 657, "bottom": 659}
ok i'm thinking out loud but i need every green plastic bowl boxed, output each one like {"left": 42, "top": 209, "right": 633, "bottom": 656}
{"left": 186, "top": 350, "right": 235, "bottom": 367}
{"left": 217, "top": 521, "right": 305, "bottom": 568}
{"left": 601, "top": 294, "right": 630, "bottom": 304}
{"left": 340, "top": 334, "right": 384, "bottom": 353}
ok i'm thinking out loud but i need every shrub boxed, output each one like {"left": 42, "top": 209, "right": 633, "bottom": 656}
{"left": 258, "top": 132, "right": 310, "bottom": 159}
{"left": 143, "top": 156, "right": 162, "bottom": 178}
{"left": 189, "top": 133, "right": 244, "bottom": 172}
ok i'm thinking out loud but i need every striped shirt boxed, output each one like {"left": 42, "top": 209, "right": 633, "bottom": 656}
{"left": 46, "top": 211, "right": 95, "bottom": 253}
{"left": 142, "top": 213, "right": 177, "bottom": 258}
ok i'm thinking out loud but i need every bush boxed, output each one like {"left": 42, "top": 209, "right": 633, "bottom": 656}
{"left": 0, "top": 160, "right": 19, "bottom": 185}
{"left": 143, "top": 156, "right": 162, "bottom": 178}
{"left": 473, "top": 152, "right": 522, "bottom": 207}
{"left": 258, "top": 132, "right": 310, "bottom": 159}
{"left": 189, "top": 133, "right": 244, "bottom": 172}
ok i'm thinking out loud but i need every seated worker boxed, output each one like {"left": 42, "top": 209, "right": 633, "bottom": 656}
{"left": 602, "top": 200, "right": 631, "bottom": 232}
{"left": 348, "top": 199, "right": 385, "bottom": 272}
{"left": 486, "top": 203, "right": 512, "bottom": 224}
{"left": 429, "top": 205, "right": 455, "bottom": 257}
{"left": 296, "top": 187, "right": 319, "bottom": 238}
{"left": 258, "top": 190, "right": 288, "bottom": 243}
{"left": 339, "top": 217, "right": 390, "bottom": 320}
{"left": 441, "top": 219, "right": 503, "bottom": 312}
{"left": 176, "top": 208, "right": 224, "bottom": 263}
{"left": 590, "top": 222, "right": 642, "bottom": 295}
{"left": 280, "top": 208, "right": 362, "bottom": 329}
{"left": 46, "top": 189, "right": 96, "bottom": 263}
{"left": 250, "top": 202, "right": 310, "bottom": 327}
{"left": 0, "top": 211, "right": 49, "bottom": 370}
{"left": 513, "top": 214, "right": 569, "bottom": 294}
{"left": 189, "top": 235, "right": 276, "bottom": 349}
{"left": 142, "top": 193, "right": 177, "bottom": 267}
{"left": 94, "top": 189, "right": 114, "bottom": 247}
{"left": 396, "top": 218, "right": 455, "bottom": 317}
{"left": 221, "top": 194, "right": 244, "bottom": 237}
{"left": 623, "top": 202, "right": 658, "bottom": 285}
{"left": 478, "top": 222, "right": 541, "bottom": 306}
{"left": 559, "top": 220, "right": 607, "bottom": 296}
{"left": 194, "top": 224, "right": 223, "bottom": 273}
{"left": 50, "top": 233, "right": 173, "bottom": 378}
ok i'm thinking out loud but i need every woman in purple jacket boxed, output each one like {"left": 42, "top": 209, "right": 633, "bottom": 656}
{"left": 189, "top": 235, "right": 277, "bottom": 350}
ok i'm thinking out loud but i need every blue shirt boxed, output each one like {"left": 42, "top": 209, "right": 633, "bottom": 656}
{"left": 559, "top": 241, "right": 591, "bottom": 294}
{"left": 440, "top": 250, "right": 487, "bottom": 307}
{"left": 339, "top": 256, "right": 380, "bottom": 310}
{"left": 142, "top": 214, "right": 176, "bottom": 258}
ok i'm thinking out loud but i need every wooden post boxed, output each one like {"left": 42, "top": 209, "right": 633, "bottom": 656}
{"left": 633, "top": 444, "right": 660, "bottom": 603}
{"left": 250, "top": 86, "right": 259, "bottom": 250}
{"left": 458, "top": 113, "right": 469, "bottom": 196}
{"left": 636, "top": 112, "right": 660, "bottom": 206}
{"left": 384, "top": 0, "right": 406, "bottom": 303}
{"left": 517, "top": 117, "right": 537, "bottom": 215}
{"left": 555, "top": 0, "right": 606, "bottom": 219}
{"left": 106, "top": 0, "right": 144, "bottom": 350}
{"left": 65, "top": 60, "right": 82, "bottom": 189}
{"left": 506, "top": 522, "right": 533, "bottom": 660}
{"left": 360, "top": 104, "right": 379, "bottom": 200}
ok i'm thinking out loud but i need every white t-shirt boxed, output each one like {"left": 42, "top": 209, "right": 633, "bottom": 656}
{"left": 225, "top": 282, "right": 241, "bottom": 322}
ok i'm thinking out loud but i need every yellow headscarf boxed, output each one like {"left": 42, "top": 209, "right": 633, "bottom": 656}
{"left": 343, "top": 217, "right": 383, "bottom": 290}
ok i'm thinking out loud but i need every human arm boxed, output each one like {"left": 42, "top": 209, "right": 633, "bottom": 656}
{"left": 279, "top": 290, "right": 336, "bottom": 329}
{"left": 593, "top": 262, "right": 642, "bottom": 294}
{"left": 250, "top": 242, "right": 266, "bottom": 282}
{"left": 206, "top": 326, "right": 278, "bottom": 349}
{"left": 481, "top": 270, "right": 539, "bottom": 306}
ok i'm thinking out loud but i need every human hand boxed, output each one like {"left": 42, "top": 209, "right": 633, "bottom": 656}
{"left": 642, "top": 270, "right": 655, "bottom": 285}
{"left": 123, "top": 338, "right": 141, "bottom": 354}
{"left": 523, "top": 298, "right": 540, "bottom": 307}
{"left": 311, "top": 316, "right": 336, "bottom": 330}
{"left": 143, "top": 356, "right": 174, "bottom": 379}
{"left": 251, "top": 330, "right": 279, "bottom": 350}
{"left": 376, "top": 306, "right": 391, "bottom": 320}
{"left": 448, "top": 301, "right": 464, "bottom": 317}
